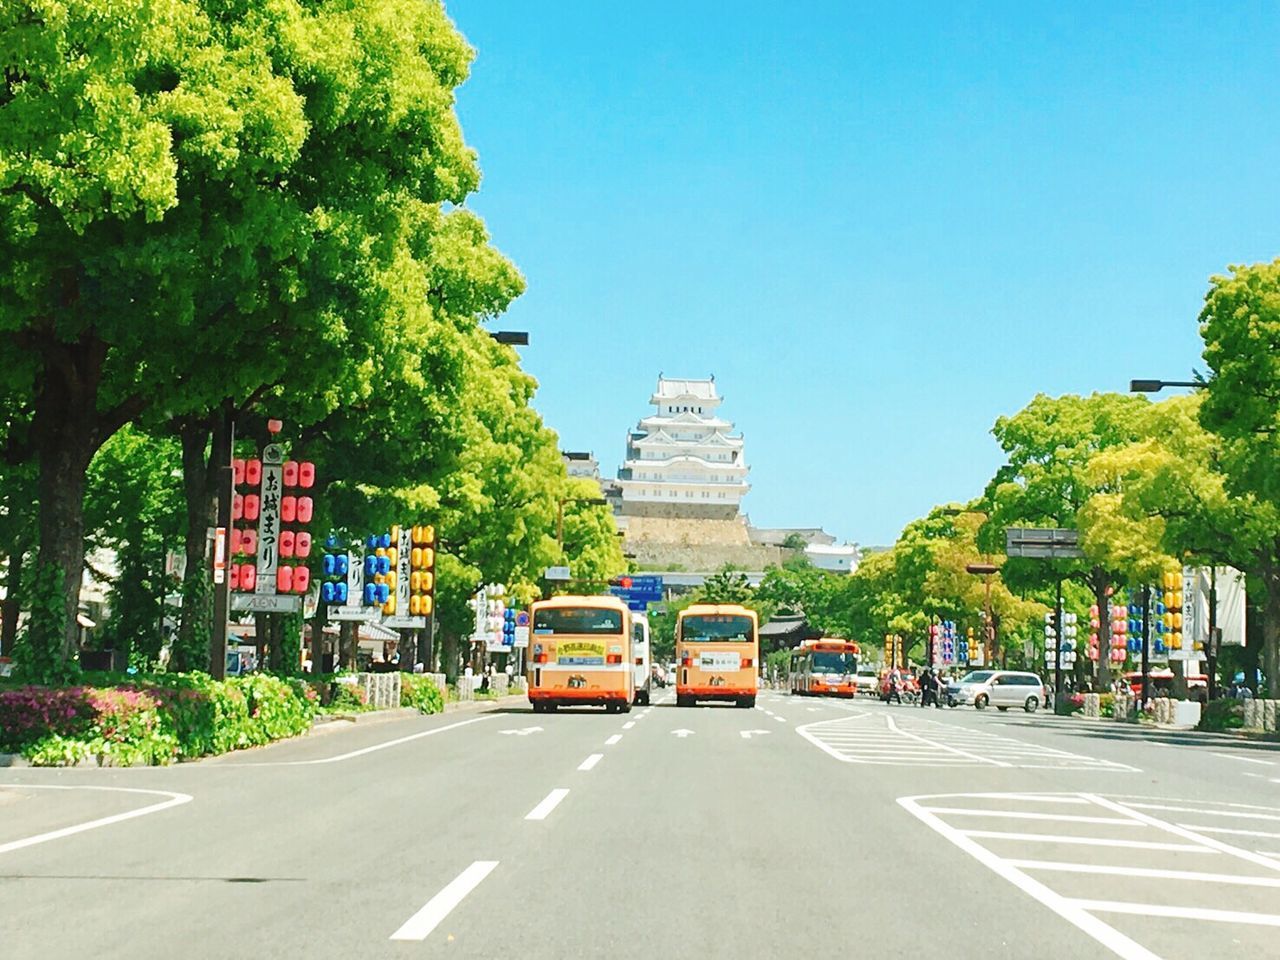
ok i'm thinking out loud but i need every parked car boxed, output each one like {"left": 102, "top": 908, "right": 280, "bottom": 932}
{"left": 853, "top": 668, "right": 880, "bottom": 696}
{"left": 947, "top": 670, "right": 1047, "bottom": 713}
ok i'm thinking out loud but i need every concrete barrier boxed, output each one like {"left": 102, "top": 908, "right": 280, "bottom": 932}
{"left": 1082, "top": 693, "right": 1101, "bottom": 719}
{"left": 355, "top": 672, "right": 401, "bottom": 709}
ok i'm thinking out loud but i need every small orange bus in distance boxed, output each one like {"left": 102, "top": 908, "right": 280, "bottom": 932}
{"left": 527, "top": 595, "right": 633, "bottom": 713}
{"left": 675, "top": 603, "right": 759, "bottom": 708}
{"left": 789, "top": 638, "right": 861, "bottom": 697}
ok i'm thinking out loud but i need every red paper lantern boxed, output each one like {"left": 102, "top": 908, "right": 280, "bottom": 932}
{"left": 282, "top": 460, "right": 299, "bottom": 487}
{"left": 240, "top": 564, "right": 256, "bottom": 591}
{"left": 294, "top": 532, "right": 312, "bottom": 558}
{"left": 280, "top": 531, "right": 296, "bottom": 557}
{"left": 245, "top": 459, "right": 262, "bottom": 486}
{"left": 280, "top": 496, "right": 297, "bottom": 523}
{"left": 232, "top": 458, "right": 246, "bottom": 485}
{"left": 296, "top": 497, "right": 313, "bottom": 523}
{"left": 298, "top": 462, "right": 315, "bottom": 488}
{"left": 293, "top": 566, "right": 310, "bottom": 594}
{"left": 229, "top": 566, "right": 241, "bottom": 590}
{"left": 243, "top": 494, "right": 260, "bottom": 521}
{"left": 240, "top": 529, "right": 257, "bottom": 555}
{"left": 277, "top": 565, "right": 294, "bottom": 593}
{"left": 232, "top": 494, "right": 244, "bottom": 521}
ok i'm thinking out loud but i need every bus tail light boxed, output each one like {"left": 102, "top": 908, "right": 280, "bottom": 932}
{"left": 534, "top": 653, "right": 547, "bottom": 664}
{"left": 635, "top": 657, "right": 643, "bottom": 665}
{"left": 741, "top": 658, "right": 753, "bottom": 668}
{"left": 607, "top": 654, "right": 622, "bottom": 665}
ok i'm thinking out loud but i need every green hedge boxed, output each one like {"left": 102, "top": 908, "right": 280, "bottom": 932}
{"left": 0, "top": 672, "right": 316, "bottom": 766}
{"left": 401, "top": 674, "right": 445, "bottom": 714}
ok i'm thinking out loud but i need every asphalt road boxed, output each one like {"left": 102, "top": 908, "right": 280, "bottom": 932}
{"left": 5, "top": 691, "right": 1280, "bottom": 959}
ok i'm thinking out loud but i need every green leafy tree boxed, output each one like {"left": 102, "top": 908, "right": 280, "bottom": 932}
{"left": 981, "top": 392, "right": 1153, "bottom": 687}
{"left": 1196, "top": 264, "right": 1280, "bottom": 689}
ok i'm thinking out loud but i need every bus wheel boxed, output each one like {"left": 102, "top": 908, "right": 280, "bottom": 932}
{"left": 531, "top": 702, "right": 544, "bottom": 714}
{"left": 546, "top": 703, "right": 558, "bottom": 713}
{"left": 676, "top": 694, "right": 692, "bottom": 707}
{"left": 737, "top": 697, "right": 755, "bottom": 709}
{"left": 638, "top": 690, "right": 650, "bottom": 706}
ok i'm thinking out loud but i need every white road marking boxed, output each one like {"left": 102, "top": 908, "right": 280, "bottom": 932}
{"left": 1122, "top": 801, "right": 1280, "bottom": 823}
{"left": 899, "top": 795, "right": 1162, "bottom": 960}
{"left": 960, "top": 830, "right": 1216, "bottom": 852}
{"left": 499, "top": 726, "right": 542, "bottom": 736}
{"left": 797, "top": 714, "right": 1135, "bottom": 770}
{"left": 773, "top": 716, "right": 787, "bottom": 723}
{"left": 740, "top": 730, "right": 772, "bottom": 739}
{"left": 1212, "top": 752, "right": 1273, "bottom": 765}
{"left": 605, "top": 734, "right": 622, "bottom": 746}
{"left": 524, "top": 788, "right": 570, "bottom": 821}
{"left": 389, "top": 860, "right": 499, "bottom": 941}
{"left": 578, "top": 754, "right": 603, "bottom": 771}
{"left": 1008, "top": 859, "right": 1280, "bottom": 887}
{"left": 887, "top": 716, "right": 1012, "bottom": 767}
{"left": 1180, "top": 825, "right": 1280, "bottom": 840}
{"left": 0, "top": 785, "right": 193, "bottom": 856}
{"left": 671, "top": 729, "right": 694, "bottom": 738}
{"left": 1073, "top": 899, "right": 1280, "bottom": 928}
{"left": 920, "top": 807, "right": 1133, "bottom": 826}
{"left": 1083, "top": 795, "right": 1280, "bottom": 873}
{"left": 623, "top": 721, "right": 635, "bottom": 729}
{"left": 239, "top": 715, "right": 494, "bottom": 766}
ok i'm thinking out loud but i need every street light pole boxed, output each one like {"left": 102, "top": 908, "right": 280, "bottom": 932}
{"left": 1053, "top": 578, "right": 1064, "bottom": 713}
{"left": 1140, "top": 584, "right": 1152, "bottom": 706}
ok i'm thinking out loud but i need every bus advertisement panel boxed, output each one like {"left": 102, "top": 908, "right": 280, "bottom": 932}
{"left": 789, "top": 639, "right": 861, "bottom": 697}
{"left": 527, "top": 596, "right": 633, "bottom": 713}
{"left": 675, "top": 604, "right": 759, "bottom": 708}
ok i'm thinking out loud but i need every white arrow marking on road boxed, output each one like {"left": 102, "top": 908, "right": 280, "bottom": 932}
{"left": 740, "top": 730, "right": 772, "bottom": 740}
{"left": 499, "top": 726, "right": 543, "bottom": 736}
{"left": 671, "top": 729, "right": 695, "bottom": 738}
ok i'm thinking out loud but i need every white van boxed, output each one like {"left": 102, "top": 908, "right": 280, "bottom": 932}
{"left": 631, "top": 614, "right": 652, "bottom": 705}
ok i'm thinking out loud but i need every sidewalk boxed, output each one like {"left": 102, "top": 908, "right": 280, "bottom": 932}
{"left": 1028, "top": 708, "right": 1278, "bottom": 745}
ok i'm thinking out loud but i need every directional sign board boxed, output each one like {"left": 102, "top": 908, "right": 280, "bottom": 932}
{"left": 1006, "top": 527, "right": 1084, "bottom": 559}
{"left": 609, "top": 575, "right": 664, "bottom": 611}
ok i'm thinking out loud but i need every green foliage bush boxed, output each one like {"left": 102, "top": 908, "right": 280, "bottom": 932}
{"left": 1199, "top": 698, "right": 1244, "bottom": 732}
{"left": 0, "top": 672, "right": 314, "bottom": 766}
{"left": 401, "top": 674, "right": 444, "bottom": 714}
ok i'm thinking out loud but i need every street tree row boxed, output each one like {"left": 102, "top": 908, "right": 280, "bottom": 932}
{"left": 0, "top": 1, "right": 624, "bottom": 680}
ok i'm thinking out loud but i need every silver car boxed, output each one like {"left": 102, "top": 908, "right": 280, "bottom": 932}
{"left": 947, "top": 670, "right": 1047, "bottom": 713}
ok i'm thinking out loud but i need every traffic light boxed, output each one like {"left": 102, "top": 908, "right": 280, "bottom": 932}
{"left": 409, "top": 524, "right": 436, "bottom": 617}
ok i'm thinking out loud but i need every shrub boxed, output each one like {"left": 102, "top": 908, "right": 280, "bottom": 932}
{"left": 325, "top": 681, "right": 370, "bottom": 713}
{"left": 401, "top": 674, "right": 445, "bottom": 715}
{"left": 1199, "top": 698, "right": 1244, "bottom": 732}
{"left": 0, "top": 672, "right": 315, "bottom": 766}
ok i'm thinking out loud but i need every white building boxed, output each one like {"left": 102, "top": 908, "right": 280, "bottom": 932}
{"left": 803, "top": 543, "right": 860, "bottom": 575}
{"left": 617, "top": 376, "right": 750, "bottom": 518}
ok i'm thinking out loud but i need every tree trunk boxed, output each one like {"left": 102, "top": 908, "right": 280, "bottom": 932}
{"left": 1264, "top": 553, "right": 1280, "bottom": 699}
{"left": 1, "top": 538, "right": 24, "bottom": 657}
{"left": 34, "top": 424, "right": 95, "bottom": 663}
{"left": 1093, "top": 571, "right": 1113, "bottom": 691}
{"left": 340, "top": 620, "right": 357, "bottom": 671}
{"left": 175, "top": 418, "right": 218, "bottom": 669}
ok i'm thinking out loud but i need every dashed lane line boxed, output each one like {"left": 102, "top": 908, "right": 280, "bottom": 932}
{"left": 605, "top": 734, "right": 622, "bottom": 746}
{"left": 524, "top": 789, "right": 569, "bottom": 822}
{"left": 578, "top": 754, "right": 603, "bottom": 771}
{"left": 389, "top": 860, "right": 499, "bottom": 941}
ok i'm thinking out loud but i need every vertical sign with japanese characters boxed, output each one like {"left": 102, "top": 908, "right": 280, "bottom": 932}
{"left": 347, "top": 547, "right": 364, "bottom": 604}
{"left": 397, "top": 526, "right": 412, "bottom": 616}
{"left": 255, "top": 443, "right": 284, "bottom": 594}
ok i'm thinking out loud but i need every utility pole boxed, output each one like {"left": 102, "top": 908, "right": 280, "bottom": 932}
{"left": 208, "top": 405, "right": 234, "bottom": 680}
{"left": 1207, "top": 566, "right": 1219, "bottom": 701}
{"left": 1053, "top": 578, "right": 1064, "bottom": 713}
{"left": 1140, "top": 584, "right": 1152, "bottom": 706}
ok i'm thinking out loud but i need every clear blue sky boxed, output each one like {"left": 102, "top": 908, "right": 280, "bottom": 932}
{"left": 450, "top": 1, "right": 1280, "bottom": 546}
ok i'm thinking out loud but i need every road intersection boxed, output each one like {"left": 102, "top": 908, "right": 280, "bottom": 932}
{"left": 3, "top": 690, "right": 1280, "bottom": 959}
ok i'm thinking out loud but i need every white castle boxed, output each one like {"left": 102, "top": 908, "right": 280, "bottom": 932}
{"left": 616, "top": 376, "right": 750, "bottom": 518}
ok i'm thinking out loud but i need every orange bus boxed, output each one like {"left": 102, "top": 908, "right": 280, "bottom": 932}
{"left": 789, "top": 638, "right": 861, "bottom": 697}
{"left": 675, "top": 603, "right": 759, "bottom": 708}
{"left": 527, "top": 595, "right": 634, "bottom": 713}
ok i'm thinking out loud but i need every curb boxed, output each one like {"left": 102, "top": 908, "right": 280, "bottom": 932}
{"left": 445, "top": 694, "right": 526, "bottom": 713}
{"left": 1030, "top": 711, "right": 1280, "bottom": 744}
{"left": 0, "top": 754, "right": 30, "bottom": 768}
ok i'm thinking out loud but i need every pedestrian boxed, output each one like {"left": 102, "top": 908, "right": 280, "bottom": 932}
{"left": 887, "top": 670, "right": 902, "bottom": 705}
{"left": 919, "top": 668, "right": 933, "bottom": 707}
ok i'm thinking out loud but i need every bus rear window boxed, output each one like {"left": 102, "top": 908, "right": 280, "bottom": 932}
{"left": 534, "top": 608, "right": 623, "bottom": 635}
{"left": 681, "top": 615, "right": 753, "bottom": 642}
